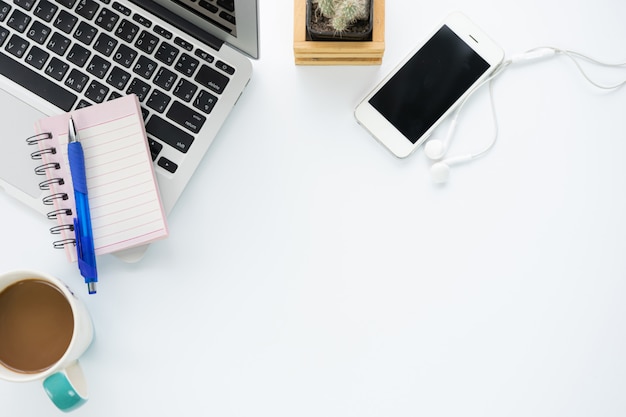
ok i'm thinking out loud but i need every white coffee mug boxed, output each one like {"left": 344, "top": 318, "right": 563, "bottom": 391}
{"left": 0, "top": 270, "right": 94, "bottom": 412}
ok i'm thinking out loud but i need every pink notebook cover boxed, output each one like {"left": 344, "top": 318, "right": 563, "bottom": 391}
{"left": 31, "top": 95, "right": 168, "bottom": 261}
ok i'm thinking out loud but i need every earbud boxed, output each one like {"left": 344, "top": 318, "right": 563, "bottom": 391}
{"left": 424, "top": 118, "right": 457, "bottom": 160}
{"left": 424, "top": 139, "right": 446, "bottom": 160}
{"left": 430, "top": 154, "right": 473, "bottom": 184}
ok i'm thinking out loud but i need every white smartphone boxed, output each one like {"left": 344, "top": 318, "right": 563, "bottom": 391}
{"left": 354, "top": 12, "right": 504, "bottom": 158}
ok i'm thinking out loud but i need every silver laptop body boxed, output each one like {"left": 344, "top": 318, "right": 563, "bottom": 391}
{"left": 0, "top": 0, "right": 258, "bottom": 217}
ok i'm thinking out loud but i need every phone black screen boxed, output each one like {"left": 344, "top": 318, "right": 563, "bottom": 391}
{"left": 369, "top": 25, "right": 490, "bottom": 144}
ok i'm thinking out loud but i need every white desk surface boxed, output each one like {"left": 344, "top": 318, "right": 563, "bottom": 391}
{"left": 2, "top": 1, "right": 626, "bottom": 416}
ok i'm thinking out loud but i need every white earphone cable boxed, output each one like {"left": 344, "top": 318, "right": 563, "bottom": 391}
{"left": 429, "top": 46, "right": 626, "bottom": 168}
{"left": 515, "top": 46, "right": 626, "bottom": 89}
{"left": 439, "top": 59, "right": 511, "bottom": 161}
{"left": 558, "top": 48, "right": 626, "bottom": 90}
{"left": 466, "top": 60, "right": 511, "bottom": 160}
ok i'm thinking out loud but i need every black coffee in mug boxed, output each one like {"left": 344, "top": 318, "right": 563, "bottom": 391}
{"left": 0, "top": 279, "right": 74, "bottom": 373}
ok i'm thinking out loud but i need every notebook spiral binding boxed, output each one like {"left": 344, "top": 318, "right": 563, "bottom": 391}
{"left": 26, "top": 132, "right": 76, "bottom": 250}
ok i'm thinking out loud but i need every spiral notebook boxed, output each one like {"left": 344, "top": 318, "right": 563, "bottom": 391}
{"left": 27, "top": 95, "right": 169, "bottom": 262}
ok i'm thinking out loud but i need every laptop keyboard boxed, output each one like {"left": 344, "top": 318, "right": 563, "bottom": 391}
{"left": 0, "top": 0, "right": 235, "bottom": 174}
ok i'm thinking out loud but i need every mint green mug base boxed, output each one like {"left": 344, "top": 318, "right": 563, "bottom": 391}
{"left": 43, "top": 372, "right": 87, "bottom": 412}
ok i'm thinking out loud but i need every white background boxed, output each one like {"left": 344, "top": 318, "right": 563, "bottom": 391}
{"left": 1, "top": 0, "right": 626, "bottom": 416}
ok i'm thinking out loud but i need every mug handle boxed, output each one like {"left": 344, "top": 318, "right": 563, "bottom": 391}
{"left": 42, "top": 361, "right": 88, "bottom": 412}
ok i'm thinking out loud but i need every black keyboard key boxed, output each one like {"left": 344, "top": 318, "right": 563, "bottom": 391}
{"left": 193, "top": 89, "right": 217, "bottom": 114}
{"left": 105, "top": 65, "right": 130, "bottom": 89}
{"left": 135, "top": 29, "right": 158, "bottom": 53}
{"left": 74, "top": 21, "right": 97, "bottom": 45}
{"left": 76, "top": 99, "right": 91, "bottom": 108}
{"left": 111, "top": 1, "right": 130, "bottom": 16}
{"left": 0, "top": 0, "right": 13, "bottom": 17}
{"left": 146, "top": 115, "right": 194, "bottom": 153}
{"left": 86, "top": 54, "right": 110, "bottom": 78}
{"left": 5, "top": 33, "right": 29, "bottom": 57}
{"left": 132, "top": 13, "right": 151, "bottom": 28}
{"left": 33, "top": 0, "right": 57, "bottom": 22}
{"left": 0, "top": 0, "right": 11, "bottom": 22}
{"left": 0, "top": 27, "right": 8, "bottom": 46}
{"left": 154, "top": 41, "right": 178, "bottom": 65}
{"left": 174, "top": 52, "right": 199, "bottom": 77}
{"left": 93, "top": 32, "right": 116, "bottom": 55}
{"left": 146, "top": 88, "right": 169, "bottom": 113}
{"left": 45, "top": 56, "right": 69, "bottom": 80}
{"left": 215, "top": 60, "right": 235, "bottom": 75}
{"left": 7, "top": 9, "right": 30, "bottom": 32}
{"left": 27, "top": 20, "right": 52, "bottom": 44}
{"left": 195, "top": 64, "right": 229, "bottom": 94}
{"left": 194, "top": 48, "right": 214, "bottom": 63}
{"left": 115, "top": 18, "right": 138, "bottom": 43}
{"left": 0, "top": 50, "right": 76, "bottom": 111}
{"left": 75, "top": 0, "right": 99, "bottom": 20}
{"left": 173, "top": 36, "right": 192, "bottom": 51}
{"left": 113, "top": 43, "right": 136, "bottom": 67}
{"left": 153, "top": 66, "right": 176, "bottom": 90}
{"left": 54, "top": 9, "right": 77, "bottom": 34}
{"left": 157, "top": 156, "right": 177, "bottom": 173}
{"left": 0, "top": 1, "right": 10, "bottom": 21}
{"left": 148, "top": 138, "right": 162, "bottom": 160}
{"left": 173, "top": 78, "right": 197, "bottom": 102}
{"left": 219, "top": 11, "right": 235, "bottom": 25}
{"left": 95, "top": 8, "right": 118, "bottom": 31}
{"left": 84, "top": 80, "right": 108, "bottom": 102}
{"left": 25, "top": 45, "right": 49, "bottom": 69}
{"left": 132, "top": 55, "right": 156, "bottom": 79}
{"left": 126, "top": 77, "right": 150, "bottom": 101}
{"left": 46, "top": 31, "right": 70, "bottom": 55}
{"left": 199, "top": 0, "right": 217, "bottom": 14}
{"left": 14, "top": 0, "right": 36, "bottom": 11}
{"left": 217, "top": 0, "right": 234, "bottom": 13}
{"left": 167, "top": 101, "right": 205, "bottom": 133}
{"left": 64, "top": 68, "right": 89, "bottom": 92}
{"left": 55, "top": 0, "right": 78, "bottom": 9}
{"left": 153, "top": 24, "right": 171, "bottom": 39}
{"left": 67, "top": 43, "right": 90, "bottom": 66}
{"left": 107, "top": 90, "right": 122, "bottom": 101}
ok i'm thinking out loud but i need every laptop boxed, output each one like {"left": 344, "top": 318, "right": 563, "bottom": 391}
{"left": 0, "top": 0, "right": 258, "bottom": 258}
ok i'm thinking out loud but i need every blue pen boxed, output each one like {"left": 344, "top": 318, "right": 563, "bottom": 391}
{"left": 68, "top": 116, "right": 98, "bottom": 294}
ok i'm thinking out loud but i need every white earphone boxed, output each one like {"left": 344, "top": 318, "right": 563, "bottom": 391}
{"left": 424, "top": 118, "right": 456, "bottom": 161}
{"left": 430, "top": 154, "right": 474, "bottom": 183}
{"left": 424, "top": 115, "right": 475, "bottom": 183}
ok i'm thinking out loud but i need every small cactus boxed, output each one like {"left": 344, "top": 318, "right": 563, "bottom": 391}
{"left": 313, "top": 0, "right": 370, "bottom": 32}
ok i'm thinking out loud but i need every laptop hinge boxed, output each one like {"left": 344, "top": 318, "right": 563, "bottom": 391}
{"left": 128, "top": 0, "right": 225, "bottom": 52}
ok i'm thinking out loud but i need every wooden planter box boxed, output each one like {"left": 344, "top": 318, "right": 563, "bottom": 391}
{"left": 293, "top": 0, "right": 385, "bottom": 65}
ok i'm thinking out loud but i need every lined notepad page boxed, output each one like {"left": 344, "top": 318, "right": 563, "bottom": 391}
{"left": 34, "top": 95, "right": 168, "bottom": 261}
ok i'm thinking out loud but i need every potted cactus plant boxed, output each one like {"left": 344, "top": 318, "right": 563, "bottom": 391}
{"left": 293, "top": 0, "right": 385, "bottom": 65}
{"left": 306, "top": 0, "right": 374, "bottom": 41}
